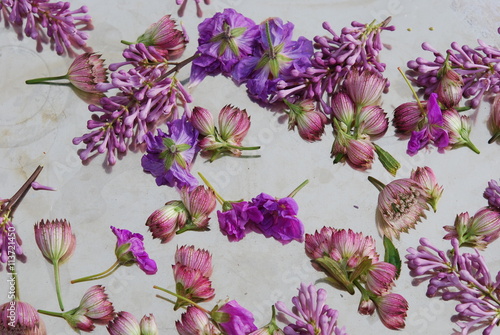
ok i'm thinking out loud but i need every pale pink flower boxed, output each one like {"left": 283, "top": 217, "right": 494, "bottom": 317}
{"left": 410, "top": 166, "right": 443, "bottom": 212}
{"left": 344, "top": 138, "right": 375, "bottom": 170}
{"left": 344, "top": 69, "right": 387, "bottom": 107}
{"left": 330, "top": 92, "right": 355, "bottom": 127}
{"left": 364, "top": 261, "right": 397, "bottom": 295}
{"left": 136, "top": 15, "right": 187, "bottom": 60}
{"left": 436, "top": 65, "right": 463, "bottom": 109}
{"left": 175, "top": 245, "right": 213, "bottom": 277}
{"left": 218, "top": 105, "right": 251, "bottom": 148}
{"left": 442, "top": 109, "right": 479, "bottom": 154}
{"left": 176, "top": 306, "right": 221, "bottom": 335}
{"left": 373, "top": 293, "right": 408, "bottom": 330}
{"left": 179, "top": 186, "right": 217, "bottom": 232}
{"left": 146, "top": 200, "right": 189, "bottom": 243}
{"left": 107, "top": 311, "right": 141, "bottom": 335}
{"left": 0, "top": 300, "right": 46, "bottom": 334}
{"left": 285, "top": 99, "right": 328, "bottom": 142}
{"left": 357, "top": 105, "right": 388, "bottom": 139}
{"left": 190, "top": 106, "right": 216, "bottom": 136}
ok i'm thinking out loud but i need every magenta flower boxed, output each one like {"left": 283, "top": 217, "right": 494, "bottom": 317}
{"left": 141, "top": 116, "right": 199, "bottom": 189}
{"left": 176, "top": 306, "right": 221, "bottom": 335}
{"left": 372, "top": 293, "right": 408, "bottom": 330}
{"left": 179, "top": 185, "right": 217, "bottom": 232}
{"left": 111, "top": 226, "right": 157, "bottom": 275}
{"left": 249, "top": 193, "right": 304, "bottom": 245}
{"left": 213, "top": 300, "right": 258, "bottom": 335}
{"left": 190, "top": 8, "right": 259, "bottom": 86}
{"left": 407, "top": 93, "right": 449, "bottom": 155}
{"left": 285, "top": 99, "right": 328, "bottom": 142}
{"left": 484, "top": 179, "right": 500, "bottom": 210}
{"left": 275, "top": 283, "right": 347, "bottom": 335}
{"left": 217, "top": 201, "right": 263, "bottom": 242}
{"left": 410, "top": 166, "right": 443, "bottom": 212}
{"left": 176, "top": 0, "right": 211, "bottom": 18}
{"left": 146, "top": 200, "right": 189, "bottom": 243}
{"left": 0, "top": 300, "right": 46, "bottom": 334}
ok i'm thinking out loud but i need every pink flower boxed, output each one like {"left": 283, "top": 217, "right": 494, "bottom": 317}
{"left": 179, "top": 185, "right": 217, "bottom": 232}
{"left": 484, "top": 179, "right": 500, "bottom": 210}
{"left": 107, "top": 311, "right": 158, "bottom": 335}
{"left": 373, "top": 293, "right": 408, "bottom": 330}
{"left": 111, "top": 226, "right": 158, "bottom": 275}
{"left": 176, "top": 306, "right": 221, "bottom": 335}
{"left": 436, "top": 65, "right": 463, "bottom": 109}
{"left": 442, "top": 109, "right": 480, "bottom": 154}
{"left": 330, "top": 92, "right": 355, "bottom": 127}
{"left": 357, "top": 105, "right": 388, "bottom": 139}
{"left": 135, "top": 15, "right": 187, "bottom": 60}
{"left": 344, "top": 69, "right": 387, "bottom": 107}
{"left": 190, "top": 106, "right": 216, "bottom": 136}
{"left": 218, "top": 105, "right": 252, "bottom": 149}
{"left": 285, "top": 99, "right": 328, "bottom": 142}
{"left": 175, "top": 245, "right": 213, "bottom": 278}
{"left": 364, "top": 261, "right": 397, "bottom": 295}
{"left": 67, "top": 53, "right": 108, "bottom": 93}
{"left": 410, "top": 166, "right": 444, "bottom": 212}
{"left": 146, "top": 200, "right": 189, "bottom": 243}
{"left": 488, "top": 94, "right": 500, "bottom": 143}
{"left": 393, "top": 101, "right": 424, "bottom": 134}
{"left": 344, "top": 138, "right": 375, "bottom": 170}
{"left": 0, "top": 300, "right": 46, "bottom": 334}
{"left": 213, "top": 300, "right": 257, "bottom": 335}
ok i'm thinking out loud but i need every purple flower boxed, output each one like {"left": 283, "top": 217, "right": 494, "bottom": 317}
{"left": 216, "top": 300, "right": 258, "bottom": 335}
{"left": 249, "top": 193, "right": 304, "bottom": 245}
{"left": 275, "top": 283, "right": 347, "bottom": 335}
{"left": 217, "top": 201, "right": 264, "bottom": 242}
{"left": 407, "top": 93, "right": 449, "bottom": 155}
{"left": 484, "top": 179, "right": 500, "bottom": 210}
{"left": 111, "top": 226, "right": 157, "bottom": 275}
{"left": 233, "top": 17, "right": 313, "bottom": 104}
{"left": 190, "top": 8, "right": 259, "bottom": 86}
{"left": 176, "top": 0, "right": 211, "bottom": 18}
{"left": 141, "top": 116, "right": 199, "bottom": 189}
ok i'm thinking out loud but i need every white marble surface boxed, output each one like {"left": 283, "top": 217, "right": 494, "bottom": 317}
{"left": 1, "top": 0, "right": 500, "bottom": 334}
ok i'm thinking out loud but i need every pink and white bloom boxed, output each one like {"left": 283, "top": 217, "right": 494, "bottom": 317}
{"left": 357, "top": 105, "right": 389, "bottom": 139}
{"left": 179, "top": 186, "right": 217, "bottom": 232}
{"left": 331, "top": 92, "right": 355, "bottom": 127}
{"left": 364, "top": 261, "right": 397, "bottom": 295}
{"left": 107, "top": 311, "right": 158, "bottom": 335}
{"left": 436, "top": 65, "right": 463, "bottom": 109}
{"left": 344, "top": 69, "right": 387, "bottom": 107}
{"left": 146, "top": 200, "right": 188, "bottom": 243}
{"left": 373, "top": 293, "right": 408, "bottom": 330}
{"left": 175, "top": 245, "right": 213, "bottom": 277}
{"left": 176, "top": 306, "right": 221, "bottom": 335}
{"left": 442, "top": 109, "right": 479, "bottom": 154}
{"left": 410, "top": 166, "right": 444, "bottom": 212}
{"left": 393, "top": 101, "right": 425, "bottom": 134}
{"left": 285, "top": 99, "right": 328, "bottom": 142}
{"left": 0, "top": 300, "right": 46, "bottom": 334}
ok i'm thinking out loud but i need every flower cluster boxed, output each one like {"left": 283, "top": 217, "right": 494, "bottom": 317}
{"left": 73, "top": 15, "right": 190, "bottom": 165}
{"left": 0, "top": 0, "right": 93, "bottom": 57}
{"left": 107, "top": 311, "right": 159, "bottom": 335}
{"left": 370, "top": 166, "right": 442, "bottom": 239}
{"left": 305, "top": 227, "right": 408, "bottom": 330}
{"left": 146, "top": 185, "right": 216, "bottom": 243}
{"left": 406, "top": 238, "right": 500, "bottom": 335}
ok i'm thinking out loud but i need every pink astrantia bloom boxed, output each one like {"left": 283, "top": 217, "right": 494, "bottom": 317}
{"left": 139, "top": 314, "right": 158, "bottom": 335}
{"left": 488, "top": 95, "right": 500, "bottom": 143}
{"left": 442, "top": 109, "right": 480, "bottom": 154}
{"left": 330, "top": 92, "right": 356, "bottom": 126}
{"left": 146, "top": 200, "right": 189, "bottom": 243}
{"left": 275, "top": 283, "right": 347, "bottom": 335}
{"left": 357, "top": 105, "right": 389, "bottom": 139}
{"left": 175, "top": 245, "right": 213, "bottom": 278}
{"left": 284, "top": 99, "right": 328, "bottom": 142}
{"left": 410, "top": 166, "right": 444, "bottom": 212}
{"left": 372, "top": 293, "right": 408, "bottom": 330}
{"left": 393, "top": 101, "right": 425, "bottom": 134}
{"left": 435, "top": 64, "right": 464, "bottom": 109}
{"left": 371, "top": 177, "right": 430, "bottom": 240}
{"left": 443, "top": 207, "right": 500, "bottom": 250}
{"left": 484, "top": 179, "right": 500, "bottom": 210}
{"left": 212, "top": 300, "right": 258, "bottom": 335}
{"left": 34, "top": 219, "right": 76, "bottom": 311}
{"left": 179, "top": 185, "right": 217, "bottom": 232}
{"left": 107, "top": 311, "right": 141, "bottom": 335}
{"left": 190, "top": 106, "right": 216, "bottom": 136}
{"left": 364, "top": 261, "right": 397, "bottom": 295}
{"left": 176, "top": 306, "right": 221, "bottom": 335}
{"left": 344, "top": 69, "right": 387, "bottom": 107}
{"left": 407, "top": 93, "right": 449, "bottom": 156}
{"left": 344, "top": 138, "right": 376, "bottom": 170}
{"left": 0, "top": 300, "right": 46, "bottom": 334}
{"left": 136, "top": 15, "right": 187, "bottom": 60}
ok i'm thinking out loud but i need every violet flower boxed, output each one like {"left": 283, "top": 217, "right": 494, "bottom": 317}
{"left": 176, "top": 0, "right": 211, "bottom": 18}
{"left": 275, "top": 283, "right": 348, "bottom": 335}
{"left": 484, "top": 179, "right": 500, "bottom": 210}
{"left": 71, "top": 226, "right": 157, "bottom": 284}
{"left": 217, "top": 201, "right": 263, "bottom": 242}
{"left": 212, "top": 300, "right": 258, "bottom": 335}
{"left": 407, "top": 93, "right": 449, "bottom": 156}
{"left": 190, "top": 8, "right": 259, "bottom": 86}
{"left": 141, "top": 116, "right": 199, "bottom": 189}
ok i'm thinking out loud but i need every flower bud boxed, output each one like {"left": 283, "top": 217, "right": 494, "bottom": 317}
{"left": 0, "top": 300, "right": 46, "bottom": 334}
{"left": 330, "top": 92, "right": 355, "bottom": 127}
{"left": 190, "top": 106, "right": 215, "bottom": 136}
{"left": 488, "top": 94, "right": 500, "bottom": 143}
{"left": 146, "top": 200, "right": 188, "bottom": 243}
{"left": 286, "top": 99, "right": 327, "bottom": 142}
{"left": 344, "top": 69, "right": 387, "bottom": 107}
{"left": 345, "top": 138, "right": 375, "bottom": 170}
{"left": 107, "top": 311, "right": 141, "bottom": 335}
{"left": 67, "top": 53, "right": 108, "bottom": 94}
{"left": 140, "top": 314, "right": 159, "bottom": 335}
{"left": 358, "top": 298, "right": 376, "bottom": 315}
{"left": 218, "top": 105, "right": 251, "bottom": 144}
{"left": 176, "top": 306, "right": 221, "bottom": 335}
{"left": 136, "top": 15, "right": 187, "bottom": 60}
{"left": 365, "top": 262, "right": 397, "bottom": 295}
{"left": 357, "top": 105, "right": 388, "bottom": 139}
{"left": 410, "top": 166, "right": 443, "bottom": 212}
{"left": 442, "top": 109, "right": 479, "bottom": 154}
{"left": 179, "top": 185, "right": 217, "bottom": 231}
{"left": 34, "top": 219, "right": 76, "bottom": 265}
{"left": 393, "top": 101, "right": 425, "bottom": 134}
{"left": 436, "top": 65, "right": 463, "bottom": 108}
{"left": 484, "top": 179, "right": 500, "bottom": 210}
{"left": 373, "top": 293, "right": 408, "bottom": 330}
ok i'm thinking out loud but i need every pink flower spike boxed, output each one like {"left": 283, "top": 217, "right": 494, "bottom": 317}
{"left": 373, "top": 293, "right": 408, "bottom": 330}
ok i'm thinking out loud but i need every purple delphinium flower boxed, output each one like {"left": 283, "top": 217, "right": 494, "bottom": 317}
{"left": 407, "top": 41, "right": 500, "bottom": 109}
{"left": 275, "top": 283, "right": 348, "bottom": 335}
{"left": 190, "top": 8, "right": 259, "bottom": 86}
{"left": 1, "top": 0, "right": 93, "bottom": 57}
{"left": 141, "top": 116, "right": 199, "bottom": 189}
{"left": 407, "top": 93, "right": 449, "bottom": 155}
{"left": 217, "top": 201, "right": 264, "bottom": 242}
{"left": 215, "top": 300, "right": 258, "bottom": 335}
{"left": 249, "top": 193, "right": 304, "bottom": 245}
{"left": 233, "top": 17, "right": 313, "bottom": 104}
{"left": 111, "top": 226, "right": 157, "bottom": 275}
{"left": 484, "top": 179, "right": 500, "bottom": 210}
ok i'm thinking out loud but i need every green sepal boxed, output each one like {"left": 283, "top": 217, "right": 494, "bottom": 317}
{"left": 314, "top": 256, "right": 354, "bottom": 294}
{"left": 383, "top": 235, "right": 402, "bottom": 279}
{"left": 348, "top": 257, "right": 372, "bottom": 282}
{"left": 211, "top": 311, "right": 231, "bottom": 324}
{"left": 374, "top": 143, "right": 400, "bottom": 176}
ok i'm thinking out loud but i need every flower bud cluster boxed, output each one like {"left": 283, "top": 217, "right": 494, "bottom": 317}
{"left": 304, "top": 227, "right": 408, "bottom": 330}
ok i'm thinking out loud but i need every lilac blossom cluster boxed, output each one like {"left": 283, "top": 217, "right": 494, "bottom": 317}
{"left": 73, "top": 15, "right": 190, "bottom": 165}
{"left": 0, "top": 0, "right": 93, "bottom": 57}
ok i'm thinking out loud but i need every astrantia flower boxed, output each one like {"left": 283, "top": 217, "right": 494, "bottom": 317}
{"left": 435, "top": 63, "right": 464, "bottom": 109}
{"left": 357, "top": 105, "right": 389, "bottom": 139}
{"left": 190, "top": 8, "right": 259, "bottom": 86}
{"left": 372, "top": 293, "right": 408, "bottom": 330}
{"left": 344, "top": 69, "right": 387, "bottom": 107}
{"left": 135, "top": 15, "right": 187, "bottom": 60}
{"left": 217, "top": 201, "right": 263, "bottom": 242}
{"left": 370, "top": 176, "right": 430, "bottom": 240}
{"left": 212, "top": 300, "right": 258, "bottom": 335}
{"left": 178, "top": 185, "right": 217, "bottom": 232}
{"left": 141, "top": 116, "right": 199, "bottom": 189}
{"left": 330, "top": 92, "right": 356, "bottom": 127}
{"left": 146, "top": 200, "right": 189, "bottom": 243}
{"left": 407, "top": 93, "right": 449, "bottom": 155}
{"left": 410, "top": 166, "right": 443, "bottom": 212}
{"left": 488, "top": 95, "right": 500, "bottom": 143}
{"left": 442, "top": 109, "right": 480, "bottom": 154}
{"left": 364, "top": 262, "right": 397, "bottom": 295}
{"left": 484, "top": 179, "right": 500, "bottom": 210}
{"left": 0, "top": 300, "right": 46, "bottom": 334}
{"left": 393, "top": 101, "right": 425, "bottom": 134}
{"left": 249, "top": 193, "right": 304, "bottom": 245}
{"left": 176, "top": 306, "right": 221, "bottom": 335}
{"left": 175, "top": 245, "right": 213, "bottom": 278}
{"left": 139, "top": 314, "right": 159, "bottom": 335}
{"left": 284, "top": 99, "right": 328, "bottom": 142}
{"left": 107, "top": 311, "right": 141, "bottom": 335}
{"left": 443, "top": 208, "right": 500, "bottom": 249}
{"left": 275, "top": 283, "right": 347, "bottom": 335}
{"left": 34, "top": 219, "right": 76, "bottom": 311}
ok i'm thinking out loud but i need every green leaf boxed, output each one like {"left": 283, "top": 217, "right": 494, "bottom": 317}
{"left": 374, "top": 143, "right": 400, "bottom": 176}
{"left": 383, "top": 235, "right": 402, "bottom": 279}
{"left": 175, "top": 144, "right": 192, "bottom": 152}
{"left": 230, "top": 27, "right": 247, "bottom": 38}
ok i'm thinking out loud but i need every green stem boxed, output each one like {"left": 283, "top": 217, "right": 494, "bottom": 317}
{"left": 287, "top": 179, "right": 310, "bottom": 198}
{"left": 53, "top": 260, "right": 65, "bottom": 311}
{"left": 25, "top": 74, "right": 68, "bottom": 85}
{"left": 367, "top": 176, "right": 386, "bottom": 192}
{"left": 120, "top": 40, "right": 133, "bottom": 45}
{"left": 225, "top": 144, "right": 261, "bottom": 151}
{"left": 198, "top": 172, "right": 226, "bottom": 205}
{"left": 153, "top": 285, "right": 210, "bottom": 314}
{"left": 37, "top": 309, "right": 64, "bottom": 318}
{"left": 465, "top": 140, "right": 480, "bottom": 154}
{"left": 488, "top": 132, "right": 500, "bottom": 144}
{"left": 397, "top": 67, "right": 425, "bottom": 112}
{"left": 70, "top": 260, "right": 121, "bottom": 284}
